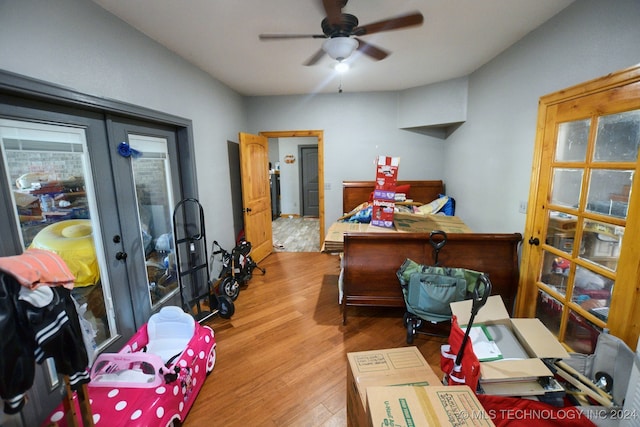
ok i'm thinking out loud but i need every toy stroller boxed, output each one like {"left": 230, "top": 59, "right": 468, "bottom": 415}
{"left": 397, "top": 230, "right": 491, "bottom": 344}
{"left": 210, "top": 239, "right": 265, "bottom": 301}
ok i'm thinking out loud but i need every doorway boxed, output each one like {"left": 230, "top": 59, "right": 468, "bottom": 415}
{"left": 261, "top": 131, "right": 324, "bottom": 253}
{"left": 0, "top": 71, "right": 198, "bottom": 426}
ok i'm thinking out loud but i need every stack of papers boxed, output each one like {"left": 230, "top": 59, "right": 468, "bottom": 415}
{"left": 464, "top": 323, "right": 531, "bottom": 362}
{"left": 467, "top": 325, "right": 503, "bottom": 361}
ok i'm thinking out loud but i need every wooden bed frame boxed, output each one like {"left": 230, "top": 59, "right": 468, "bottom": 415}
{"left": 342, "top": 232, "right": 522, "bottom": 324}
{"left": 342, "top": 180, "right": 444, "bottom": 213}
{"left": 339, "top": 180, "right": 522, "bottom": 325}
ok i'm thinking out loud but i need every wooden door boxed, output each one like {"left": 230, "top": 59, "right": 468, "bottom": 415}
{"left": 238, "top": 132, "right": 272, "bottom": 262}
{"left": 517, "top": 65, "right": 640, "bottom": 351}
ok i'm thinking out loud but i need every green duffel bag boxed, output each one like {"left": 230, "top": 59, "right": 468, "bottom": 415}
{"left": 397, "top": 258, "right": 483, "bottom": 294}
{"left": 405, "top": 271, "right": 467, "bottom": 322}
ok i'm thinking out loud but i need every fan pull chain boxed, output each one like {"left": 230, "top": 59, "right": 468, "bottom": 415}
{"left": 338, "top": 75, "right": 343, "bottom": 93}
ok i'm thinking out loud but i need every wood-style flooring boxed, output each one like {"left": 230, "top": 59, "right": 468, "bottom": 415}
{"left": 185, "top": 252, "right": 446, "bottom": 427}
{"left": 272, "top": 217, "right": 320, "bottom": 252}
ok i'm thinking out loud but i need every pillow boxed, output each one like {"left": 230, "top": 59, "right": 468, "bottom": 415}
{"left": 438, "top": 193, "right": 456, "bottom": 216}
{"left": 395, "top": 184, "right": 411, "bottom": 197}
{"left": 416, "top": 196, "right": 450, "bottom": 215}
{"left": 347, "top": 205, "right": 372, "bottom": 223}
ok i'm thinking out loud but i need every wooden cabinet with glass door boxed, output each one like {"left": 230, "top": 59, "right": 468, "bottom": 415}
{"left": 517, "top": 64, "right": 640, "bottom": 352}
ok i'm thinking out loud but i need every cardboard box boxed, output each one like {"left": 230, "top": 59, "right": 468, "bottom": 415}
{"left": 322, "top": 221, "right": 396, "bottom": 252}
{"left": 394, "top": 212, "right": 473, "bottom": 233}
{"left": 450, "top": 296, "right": 569, "bottom": 383}
{"left": 347, "top": 347, "right": 441, "bottom": 427}
{"left": 367, "top": 385, "right": 495, "bottom": 427}
{"left": 371, "top": 156, "right": 400, "bottom": 228}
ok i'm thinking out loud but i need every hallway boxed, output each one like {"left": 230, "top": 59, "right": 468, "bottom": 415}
{"left": 272, "top": 216, "right": 320, "bottom": 252}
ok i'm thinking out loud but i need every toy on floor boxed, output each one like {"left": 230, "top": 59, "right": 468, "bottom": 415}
{"left": 44, "top": 306, "right": 216, "bottom": 427}
{"left": 210, "top": 239, "right": 265, "bottom": 301}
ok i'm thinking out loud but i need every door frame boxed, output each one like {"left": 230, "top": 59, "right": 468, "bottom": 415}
{"left": 260, "top": 130, "right": 325, "bottom": 249}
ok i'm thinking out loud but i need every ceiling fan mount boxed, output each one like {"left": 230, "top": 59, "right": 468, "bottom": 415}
{"left": 259, "top": 0, "right": 424, "bottom": 66}
{"left": 320, "top": 13, "right": 358, "bottom": 38}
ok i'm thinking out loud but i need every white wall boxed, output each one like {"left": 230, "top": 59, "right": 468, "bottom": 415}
{"left": 0, "top": 0, "right": 246, "bottom": 249}
{"left": 245, "top": 92, "right": 447, "bottom": 230}
{"left": 444, "top": 0, "right": 640, "bottom": 232}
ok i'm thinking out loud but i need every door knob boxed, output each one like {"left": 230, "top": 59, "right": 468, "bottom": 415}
{"left": 528, "top": 237, "right": 540, "bottom": 246}
{"left": 115, "top": 251, "right": 128, "bottom": 261}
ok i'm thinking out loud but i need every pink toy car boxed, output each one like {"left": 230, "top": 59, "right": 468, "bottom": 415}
{"left": 44, "top": 306, "right": 216, "bottom": 427}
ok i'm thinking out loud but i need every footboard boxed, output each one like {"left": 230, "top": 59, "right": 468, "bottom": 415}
{"left": 341, "top": 232, "right": 522, "bottom": 324}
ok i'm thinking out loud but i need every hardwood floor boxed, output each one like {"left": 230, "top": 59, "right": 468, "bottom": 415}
{"left": 185, "top": 252, "right": 446, "bottom": 427}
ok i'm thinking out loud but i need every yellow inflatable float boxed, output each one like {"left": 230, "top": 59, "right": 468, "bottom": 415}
{"left": 30, "top": 219, "right": 100, "bottom": 287}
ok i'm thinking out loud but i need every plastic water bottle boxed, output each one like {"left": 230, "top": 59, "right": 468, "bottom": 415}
{"left": 40, "top": 194, "right": 54, "bottom": 212}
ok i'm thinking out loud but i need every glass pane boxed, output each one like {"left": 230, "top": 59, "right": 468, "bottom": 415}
{"left": 585, "top": 169, "right": 632, "bottom": 219}
{"left": 564, "top": 310, "right": 603, "bottom": 353}
{"left": 579, "top": 219, "right": 623, "bottom": 271}
{"left": 129, "top": 135, "right": 177, "bottom": 307}
{"left": 0, "top": 119, "right": 113, "bottom": 351}
{"left": 594, "top": 110, "right": 640, "bottom": 162}
{"left": 572, "top": 265, "right": 613, "bottom": 323}
{"left": 556, "top": 119, "right": 590, "bottom": 162}
{"left": 536, "top": 290, "right": 562, "bottom": 337}
{"left": 546, "top": 211, "right": 576, "bottom": 254}
{"left": 539, "top": 251, "right": 569, "bottom": 296}
{"left": 550, "top": 168, "right": 583, "bottom": 208}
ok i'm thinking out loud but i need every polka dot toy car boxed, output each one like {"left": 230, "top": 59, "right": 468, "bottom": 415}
{"left": 45, "top": 306, "right": 216, "bottom": 427}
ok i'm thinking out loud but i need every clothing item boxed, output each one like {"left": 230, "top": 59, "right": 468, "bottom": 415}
{"left": 0, "top": 248, "right": 75, "bottom": 290}
{"left": 0, "top": 272, "right": 89, "bottom": 414}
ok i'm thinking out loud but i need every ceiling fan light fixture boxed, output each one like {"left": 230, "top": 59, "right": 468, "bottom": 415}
{"left": 322, "top": 37, "right": 358, "bottom": 61}
{"left": 334, "top": 61, "right": 349, "bottom": 73}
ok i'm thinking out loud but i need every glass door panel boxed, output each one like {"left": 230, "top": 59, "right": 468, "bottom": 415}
{"left": 564, "top": 309, "right": 604, "bottom": 354}
{"left": 526, "top": 106, "right": 639, "bottom": 351}
{"left": 579, "top": 219, "right": 623, "bottom": 271}
{"left": 555, "top": 119, "right": 589, "bottom": 162}
{"left": 593, "top": 110, "right": 640, "bottom": 162}
{"left": 585, "top": 169, "right": 633, "bottom": 218}
{"left": 128, "top": 134, "right": 177, "bottom": 308}
{"left": 0, "top": 119, "right": 115, "bottom": 352}
{"left": 535, "top": 290, "right": 562, "bottom": 336}
{"left": 550, "top": 168, "right": 583, "bottom": 208}
{"left": 539, "top": 250, "right": 570, "bottom": 296}
{"left": 546, "top": 210, "right": 576, "bottom": 254}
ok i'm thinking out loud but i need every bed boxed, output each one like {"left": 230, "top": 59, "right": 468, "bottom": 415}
{"left": 342, "top": 180, "right": 445, "bottom": 213}
{"left": 338, "top": 180, "right": 522, "bottom": 324}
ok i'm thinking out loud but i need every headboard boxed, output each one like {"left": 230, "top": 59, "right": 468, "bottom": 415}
{"left": 342, "top": 180, "right": 444, "bottom": 213}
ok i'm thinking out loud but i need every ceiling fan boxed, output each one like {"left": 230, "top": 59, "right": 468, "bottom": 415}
{"left": 258, "top": 0, "right": 424, "bottom": 66}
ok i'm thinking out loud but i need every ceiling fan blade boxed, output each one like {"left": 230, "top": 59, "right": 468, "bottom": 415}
{"left": 259, "top": 34, "right": 326, "bottom": 40}
{"left": 353, "top": 11, "right": 423, "bottom": 36}
{"left": 354, "top": 38, "right": 389, "bottom": 61}
{"left": 303, "top": 48, "right": 326, "bottom": 66}
{"left": 321, "top": 0, "right": 347, "bottom": 26}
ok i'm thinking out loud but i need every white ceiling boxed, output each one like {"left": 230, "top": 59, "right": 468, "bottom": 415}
{"left": 91, "top": 0, "right": 574, "bottom": 96}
